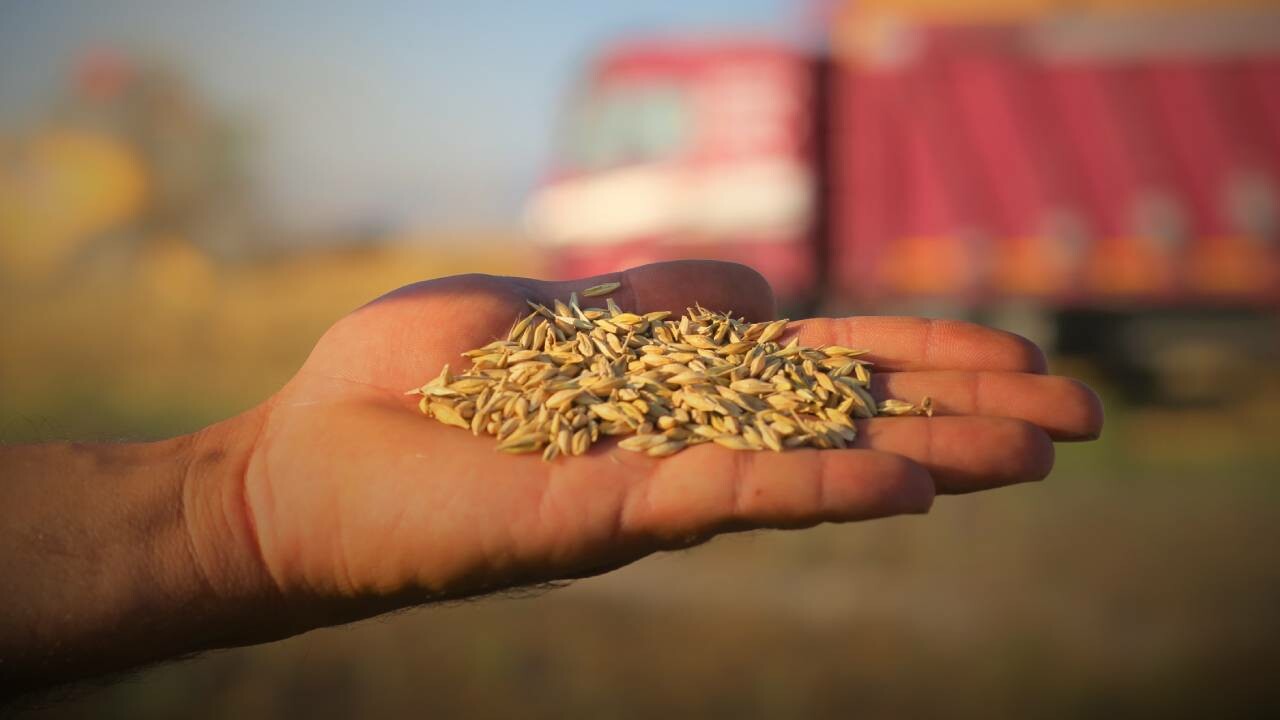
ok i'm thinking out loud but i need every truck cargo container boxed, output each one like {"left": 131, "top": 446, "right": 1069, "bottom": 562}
{"left": 527, "top": 0, "right": 1280, "bottom": 399}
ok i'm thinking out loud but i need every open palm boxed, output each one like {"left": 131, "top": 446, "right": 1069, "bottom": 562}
{"left": 242, "top": 261, "right": 1102, "bottom": 617}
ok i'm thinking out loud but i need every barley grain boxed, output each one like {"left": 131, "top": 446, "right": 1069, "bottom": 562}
{"left": 411, "top": 293, "right": 933, "bottom": 459}
{"left": 582, "top": 282, "right": 622, "bottom": 297}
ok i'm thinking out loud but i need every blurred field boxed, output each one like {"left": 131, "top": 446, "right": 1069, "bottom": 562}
{"left": 4, "top": 246, "right": 1279, "bottom": 718}
{"left": 0, "top": 236, "right": 539, "bottom": 441}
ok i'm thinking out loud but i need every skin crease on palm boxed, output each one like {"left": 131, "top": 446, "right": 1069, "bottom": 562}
{"left": 232, "top": 260, "right": 1103, "bottom": 622}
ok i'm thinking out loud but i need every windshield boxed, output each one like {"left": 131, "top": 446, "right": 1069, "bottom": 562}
{"left": 564, "top": 82, "right": 689, "bottom": 171}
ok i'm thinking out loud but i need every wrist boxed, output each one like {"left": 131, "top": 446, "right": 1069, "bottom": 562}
{"left": 175, "top": 400, "right": 298, "bottom": 646}
{"left": 179, "top": 396, "right": 407, "bottom": 641}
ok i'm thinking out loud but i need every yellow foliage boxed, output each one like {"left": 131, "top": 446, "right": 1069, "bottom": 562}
{"left": 137, "top": 235, "right": 216, "bottom": 307}
{"left": 0, "top": 130, "right": 147, "bottom": 279}
{"left": 0, "top": 238, "right": 541, "bottom": 438}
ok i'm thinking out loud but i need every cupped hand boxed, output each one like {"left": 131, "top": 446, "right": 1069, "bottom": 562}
{"left": 231, "top": 261, "right": 1102, "bottom": 623}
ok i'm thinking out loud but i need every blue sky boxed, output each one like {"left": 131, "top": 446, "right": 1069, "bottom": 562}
{"left": 0, "top": 0, "right": 798, "bottom": 231}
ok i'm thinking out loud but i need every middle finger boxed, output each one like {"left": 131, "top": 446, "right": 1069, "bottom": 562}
{"left": 871, "top": 370, "right": 1104, "bottom": 441}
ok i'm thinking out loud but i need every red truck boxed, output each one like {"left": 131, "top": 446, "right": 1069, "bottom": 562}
{"left": 526, "top": 2, "right": 1280, "bottom": 399}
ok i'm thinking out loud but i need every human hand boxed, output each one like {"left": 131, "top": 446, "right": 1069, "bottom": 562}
{"left": 191, "top": 261, "right": 1102, "bottom": 633}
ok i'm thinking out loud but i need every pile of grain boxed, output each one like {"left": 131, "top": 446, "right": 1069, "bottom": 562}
{"left": 408, "top": 282, "right": 931, "bottom": 460}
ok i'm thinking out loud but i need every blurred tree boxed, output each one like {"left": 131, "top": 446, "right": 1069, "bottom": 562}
{"left": 0, "top": 129, "right": 146, "bottom": 280}
{"left": 0, "top": 49, "right": 259, "bottom": 287}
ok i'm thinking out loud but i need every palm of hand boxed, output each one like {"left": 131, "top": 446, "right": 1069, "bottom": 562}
{"left": 241, "top": 262, "right": 1101, "bottom": 612}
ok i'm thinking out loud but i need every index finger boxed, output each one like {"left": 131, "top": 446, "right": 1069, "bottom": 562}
{"left": 792, "top": 316, "right": 1048, "bottom": 373}
{"left": 528, "top": 260, "right": 778, "bottom": 323}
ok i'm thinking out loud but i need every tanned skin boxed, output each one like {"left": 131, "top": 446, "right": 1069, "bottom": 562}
{"left": 1, "top": 261, "right": 1103, "bottom": 699}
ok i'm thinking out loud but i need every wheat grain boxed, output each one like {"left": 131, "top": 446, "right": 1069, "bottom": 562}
{"left": 582, "top": 282, "right": 622, "bottom": 297}
{"left": 409, "top": 293, "right": 934, "bottom": 459}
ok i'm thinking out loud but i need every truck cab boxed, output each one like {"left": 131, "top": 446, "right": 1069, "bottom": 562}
{"left": 525, "top": 39, "right": 820, "bottom": 305}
